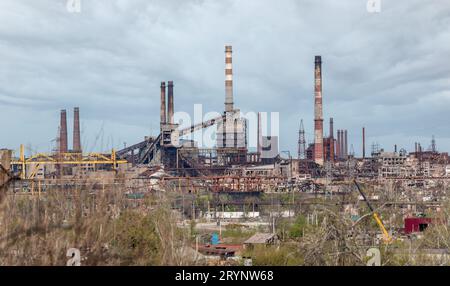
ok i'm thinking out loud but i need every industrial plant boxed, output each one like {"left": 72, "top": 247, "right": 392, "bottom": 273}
{"left": 1, "top": 44, "right": 450, "bottom": 267}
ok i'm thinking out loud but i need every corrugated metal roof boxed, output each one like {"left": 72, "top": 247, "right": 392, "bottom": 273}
{"left": 244, "top": 233, "right": 276, "bottom": 244}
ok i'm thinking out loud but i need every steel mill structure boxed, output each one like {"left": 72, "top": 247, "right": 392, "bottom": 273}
{"left": 116, "top": 45, "right": 252, "bottom": 175}
{"left": 3, "top": 46, "right": 450, "bottom": 195}
{"left": 3, "top": 44, "right": 450, "bottom": 264}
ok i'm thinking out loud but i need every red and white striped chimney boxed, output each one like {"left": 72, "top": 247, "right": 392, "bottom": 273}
{"left": 314, "top": 56, "right": 324, "bottom": 165}
{"left": 225, "top": 45, "right": 234, "bottom": 113}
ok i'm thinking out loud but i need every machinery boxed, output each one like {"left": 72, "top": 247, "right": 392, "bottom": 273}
{"left": 353, "top": 180, "right": 392, "bottom": 244}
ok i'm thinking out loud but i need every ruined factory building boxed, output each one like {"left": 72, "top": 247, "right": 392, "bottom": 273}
{"left": 244, "top": 233, "right": 279, "bottom": 247}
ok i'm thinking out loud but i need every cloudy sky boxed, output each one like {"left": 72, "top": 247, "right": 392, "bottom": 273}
{"left": 1, "top": 0, "right": 449, "bottom": 157}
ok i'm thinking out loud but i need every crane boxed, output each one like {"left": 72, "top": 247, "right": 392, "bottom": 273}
{"left": 353, "top": 180, "right": 392, "bottom": 244}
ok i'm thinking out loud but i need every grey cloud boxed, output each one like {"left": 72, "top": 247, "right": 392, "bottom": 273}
{"left": 0, "top": 0, "right": 449, "bottom": 156}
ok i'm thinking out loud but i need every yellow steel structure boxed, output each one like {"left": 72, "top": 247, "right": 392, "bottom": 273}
{"left": 28, "top": 163, "right": 41, "bottom": 179}
{"left": 373, "top": 212, "right": 392, "bottom": 244}
{"left": 12, "top": 145, "right": 127, "bottom": 179}
{"left": 353, "top": 180, "right": 393, "bottom": 244}
{"left": 20, "top": 144, "right": 26, "bottom": 179}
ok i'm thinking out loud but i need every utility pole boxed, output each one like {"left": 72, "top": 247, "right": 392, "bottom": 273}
{"left": 362, "top": 127, "right": 366, "bottom": 159}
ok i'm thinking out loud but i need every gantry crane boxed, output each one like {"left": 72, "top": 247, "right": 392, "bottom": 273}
{"left": 11, "top": 144, "right": 127, "bottom": 180}
{"left": 353, "top": 180, "right": 392, "bottom": 244}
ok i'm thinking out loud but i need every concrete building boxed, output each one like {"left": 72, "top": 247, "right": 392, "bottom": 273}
{"left": 378, "top": 151, "right": 407, "bottom": 178}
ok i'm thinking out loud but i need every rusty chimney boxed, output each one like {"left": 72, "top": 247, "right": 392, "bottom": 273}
{"left": 168, "top": 81, "right": 174, "bottom": 124}
{"left": 160, "top": 82, "right": 166, "bottom": 127}
{"left": 314, "top": 56, "right": 324, "bottom": 165}
{"left": 225, "top": 45, "right": 234, "bottom": 113}
{"left": 73, "top": 107, "right": 81, "bottom": 153}
{"left": 336, "top": 130, "right": 341, "bottom": 159}
{"left": 59, "top": 109, "right": 68, "bottom": 154}
{"left": 362, "top": 127, "right": 365, "bottom": 159}
{"left": 329, "top": 118, "right": 334, "bottom": 162}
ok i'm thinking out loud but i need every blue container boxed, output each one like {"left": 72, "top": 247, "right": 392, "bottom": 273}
{"left": 211, "top": 233, "right": 220, "bottom": 245}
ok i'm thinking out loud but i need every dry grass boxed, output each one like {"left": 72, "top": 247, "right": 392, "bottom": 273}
{"left": 0, "top": 179, "right": 195, "bottom": 266}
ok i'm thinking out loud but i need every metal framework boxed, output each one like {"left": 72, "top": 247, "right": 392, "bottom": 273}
{"left": 11, "top": 145, "right": 127, "bottom": 179}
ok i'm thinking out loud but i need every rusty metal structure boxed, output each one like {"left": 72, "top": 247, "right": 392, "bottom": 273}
{"left": 161, "top": 175, "right": 290, "bottom": 193}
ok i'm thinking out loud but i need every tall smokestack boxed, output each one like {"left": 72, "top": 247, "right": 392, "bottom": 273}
{"left": 59, "top": 109, "right": 68, "bottom": 154}
{"left": 336, "top": 130, "right": 341, "bottom": 159}
{"left": 362, "top": 127, "right": 365, "bottom": 159}
{"left": 344, "top": 130, "right": 348, "bottom": 159}
{"left": 329, "top": 118, "right": 334, "bottom": 162}
{"left": 337, "top": 130, "right": 340, "bottom": 159}
{"left": 314, "top": 56, "right": 324, "bottom": 165}
{"left": 73, "top": 107, "right": 81, "bottom": 153}
{"left": 160, "top": 82, "right": 166, "bottom": 126}
{"left": 225, "top": 45, "right": 234, "bottom": 113}
{"left": 168, "top": 81, "right": 174, "bottom": 124}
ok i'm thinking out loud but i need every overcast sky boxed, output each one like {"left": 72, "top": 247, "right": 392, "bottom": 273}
{"left": 1, "top": 0, "right": 449, "bottom": 157}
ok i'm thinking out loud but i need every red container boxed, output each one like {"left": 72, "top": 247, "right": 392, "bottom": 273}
{"left": 404, "top": 217, "right": 434, "bottom": 234}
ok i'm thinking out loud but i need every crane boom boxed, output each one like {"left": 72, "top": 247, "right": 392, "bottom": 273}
{"left": 178, "top": 114, "right": 225, "bottom": 137}
{"left": 353, "top": 180, "right": 392, "bottom": 243}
